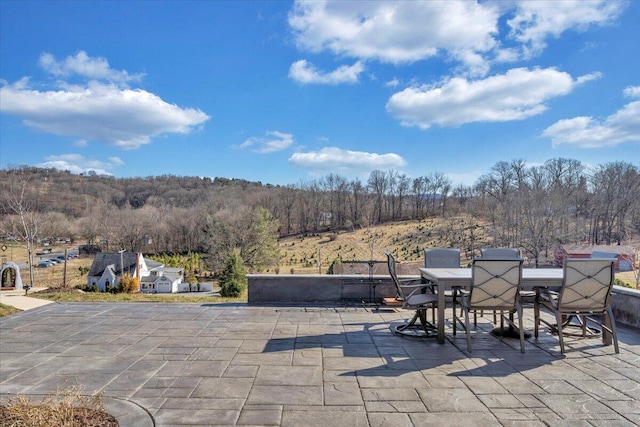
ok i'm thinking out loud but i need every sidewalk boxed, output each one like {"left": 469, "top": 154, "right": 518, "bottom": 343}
{"left": 0, "top": 287, "right": 55, "bottom": 311}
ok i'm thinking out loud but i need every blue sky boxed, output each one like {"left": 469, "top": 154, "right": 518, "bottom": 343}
{"left": 1, "top": 0, "right": 638, "bottom": 187}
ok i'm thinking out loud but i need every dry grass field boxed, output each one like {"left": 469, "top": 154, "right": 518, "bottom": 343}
{"left": 275, "top": 216, "right": 487, "bottom": 274}
{"left": 1, "top": 242, "right": 92, "bottom": 289}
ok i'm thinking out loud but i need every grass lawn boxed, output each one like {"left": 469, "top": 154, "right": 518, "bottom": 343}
{"left": 0, "top": 303, "right": 20, "bottom": 317}
{"left": 30, "top": 288, "right": 247, "bottom": 304}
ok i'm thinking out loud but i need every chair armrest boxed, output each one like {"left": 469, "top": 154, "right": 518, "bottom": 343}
{"left": 400, "top": 282, "right": 435, "bottom": 298}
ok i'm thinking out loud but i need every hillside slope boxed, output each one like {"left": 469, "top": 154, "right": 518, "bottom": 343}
{"left": 275, "top": 216, "right": 489, "bottom": 274}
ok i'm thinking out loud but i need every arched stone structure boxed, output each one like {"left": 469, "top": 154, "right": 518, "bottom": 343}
{"left": 1, "top": 262, "right": 23, "bottom": 290}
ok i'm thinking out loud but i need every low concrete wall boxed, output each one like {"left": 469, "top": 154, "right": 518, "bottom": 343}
{"left": 247, "top": 274, "right": 400, "bottom": 304}
{"left": 611, "top": 286, "right": 640, "bottom": 328}
{"left": 248, "top": 275, "right": 640, "bottom": 328}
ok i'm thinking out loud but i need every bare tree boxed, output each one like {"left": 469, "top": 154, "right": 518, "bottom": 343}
{"left": 0, "top": 175, "right": 42, "bottom": 287}
{"left": 367, "top": 170, "right": 388, "bottom": 224}
{"left": 590, "top": 162, "right": 640, "bottom": 244}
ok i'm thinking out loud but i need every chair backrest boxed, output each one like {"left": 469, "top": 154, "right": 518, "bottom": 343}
{"left": 480, "top": 247, "right": 521, "bottom": 259}
{"left": 424, "top": 248, "right": 460, "bottom": 268}
{"left": 384, "top": 251, "right": 403, "bottom": 299}
{"left": 559, "top": 258, "right": 615, "bottom": 312}
{"left": 470, "top": 259, "right": 523, "bottom": 309}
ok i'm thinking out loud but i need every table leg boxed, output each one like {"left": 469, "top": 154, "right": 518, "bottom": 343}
{"left": 437, "top": 284, "right": 445, "bottom": 344}
{"left": 491, "top": 312, "right": 532, "bottom": 339}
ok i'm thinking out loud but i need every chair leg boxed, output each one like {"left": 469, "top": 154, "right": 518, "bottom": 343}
{"left": 418, "top": 309, "right": 430, "bottom": 331}
{"left": 534, "top": 300, "right": 540, "bottom": 338}
{"left": 606, "top": 306, "right": 620, "bottom": 354}
{"left": 464, "top": 307, "right": 472, "bottom": 352}
{"left": 517, "top": 304, "right": 525, "bottom": 353}
{"left": 554, "top": 310, "right": 565, "bottom": 353}
{"left": 402, "top": 311, "right": 420, "bottom": 330}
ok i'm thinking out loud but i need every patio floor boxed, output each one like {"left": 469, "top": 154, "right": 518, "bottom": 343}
{"left": 1, "top": 302, "right": 639, "bottom": 426}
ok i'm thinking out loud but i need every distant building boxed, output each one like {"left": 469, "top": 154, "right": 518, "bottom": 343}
{"left": 555, "top": 245, "right": 636, "bottom": 272}
{"left": 140, "top": 268, "right": 188, "bottom": 293}
{"left": 87, "top": 252, "right": 185, "bottom": 293}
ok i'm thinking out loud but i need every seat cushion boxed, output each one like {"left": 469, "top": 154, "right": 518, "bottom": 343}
{"left": 406, "top": 293, "right": 438, "bottom": 307}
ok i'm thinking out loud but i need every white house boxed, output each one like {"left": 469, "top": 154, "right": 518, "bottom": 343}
{"left": 140, "top": 268, "right": 187, "bottom": 293}
{"left": 87, "top": 252, "right": 185, "bottom": 293}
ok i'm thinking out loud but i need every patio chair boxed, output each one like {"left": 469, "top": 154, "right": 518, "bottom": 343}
{"left": 385, "top": 251, "right": 438, "bottom": 338}
{"left": 452, "top": 258, "right": 525, "bottom": 352}
{"left": 479, "top": 248, "right": 524, "bottom": 323}
{"left": 534, "top": 258, "right": 619, "bottom": 354}
{"left": 480, "top": 248, "right": 521, "bottom": 259}
{"left": 424, "top": 248, "right": 461, "bottom": 269}
{"left": 424, "top": 247, "right": 460, "bottom": 306}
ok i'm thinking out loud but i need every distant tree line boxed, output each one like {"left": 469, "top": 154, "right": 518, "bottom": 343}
{"left": 1, "top": 158, "right": 639, "bottom": 272}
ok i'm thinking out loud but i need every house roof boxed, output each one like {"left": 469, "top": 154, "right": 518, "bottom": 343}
{"left": 162, "top": 272, "right": 183, "bottom": 282}
{"left": 561, "top": 244, "right": 634, "bottom": 256}
{"left": 146, "top": 259, "right": 163, "bottom": 270}
{"left": 88, "top": 252, "right": 140, "bottom": 277}
{"left": 139, "top": 268, "right": 183, "bottom": 284}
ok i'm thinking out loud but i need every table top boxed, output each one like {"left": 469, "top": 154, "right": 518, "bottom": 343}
{"left": 419, "top": 267, "right": 564, "bottom": 288}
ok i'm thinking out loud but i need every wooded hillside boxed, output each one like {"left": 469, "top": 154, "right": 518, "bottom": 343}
{"left": 2, "top": 158, "right": 639, "bottom": 274}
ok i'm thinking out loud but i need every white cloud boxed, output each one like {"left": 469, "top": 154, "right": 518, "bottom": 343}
{"left": 289, "top": 147, "right": 406, "bottom": 173}
{"left": 0, "top": 58, "right": 210, "bottom": 149}
{"left": 385, "top": 78, "right": 400, "bottom": 88}
{"left": 386, "top": 67, "right": 591, "bottom": 128}
{"left": 238, "top": 131, "right": 294, "bottom": 153}
{"left": 289, "top": 60, "right": 364, "bottom": 84}
{"left": 39, "top": 51, "right": 144, "bottom": 86}
{"left": 36, "top": 154, "right": 124, "bottom": 175}
{"left": 289, "top": 1, "right": 498, "bottom": 70}
{"left": 288, "top": 1, "right": 625, "bottom": 77}
{"left": 506, "top": 0, "right": 625, "bottom": 58}
{"left": 542, "top": 100, "right": 640, "bottom": 148}
{"left": 623, "top": 85, "right": 640, "bottom": 99}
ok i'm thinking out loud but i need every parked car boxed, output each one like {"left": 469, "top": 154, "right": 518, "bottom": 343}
{"left": 37, "top": 261, "right": 51, "bottom": 268}
{"left": 56, "top": 255, "right": 66, "bottom": 261}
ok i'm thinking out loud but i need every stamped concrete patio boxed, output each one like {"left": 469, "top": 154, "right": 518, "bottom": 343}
{"left": 1, "top": 302, "right": 639, "bottom": 426}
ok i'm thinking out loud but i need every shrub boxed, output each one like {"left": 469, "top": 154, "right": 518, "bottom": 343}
{"left": 219, "top": 250, "right": 247, "bottom": 298}
{"left": 185, "top": 271, "right": 197, "bottom": 284}
{"left": 116, "top": 274, "right": 139, "bottom": 294}
{"left": 0, "top": 386, "right": 115, "bottom": 426}
{"left": 614, "top": 278, "right": 633, "bottom": 289}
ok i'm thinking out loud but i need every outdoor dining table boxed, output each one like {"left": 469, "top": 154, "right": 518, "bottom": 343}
{"left": 419, "top": 267, "right": 564, "bottom": 344}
